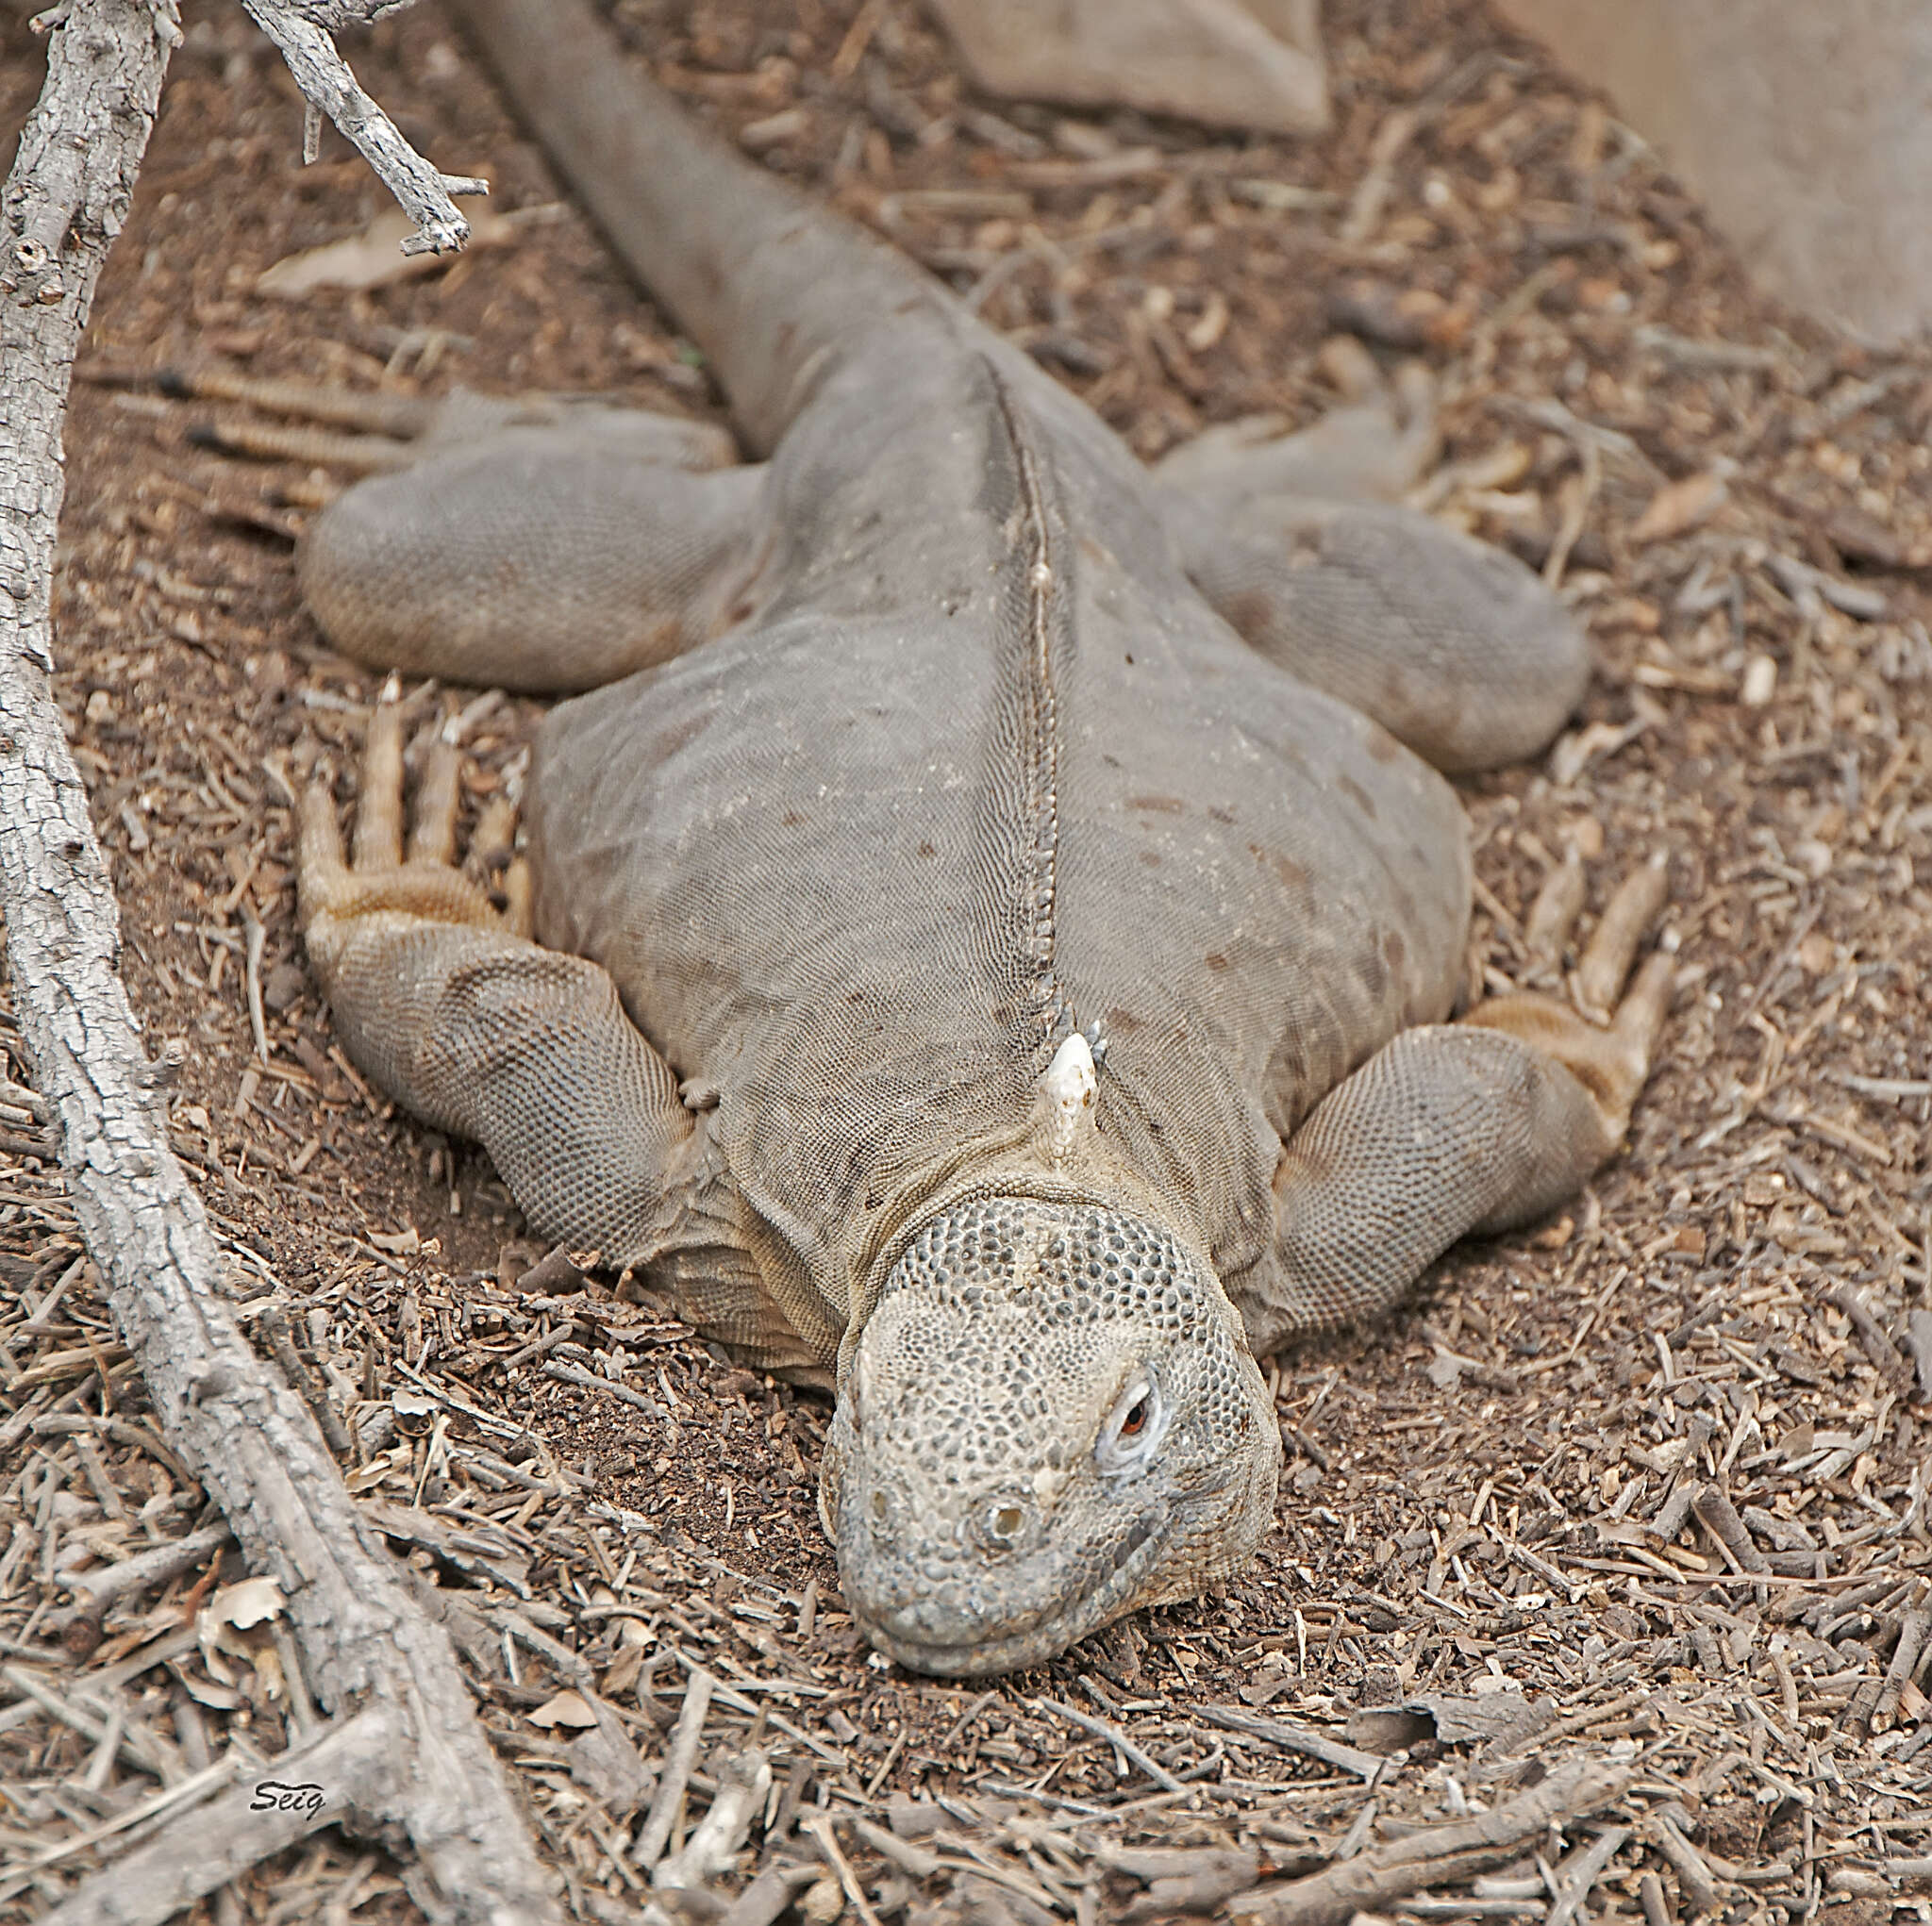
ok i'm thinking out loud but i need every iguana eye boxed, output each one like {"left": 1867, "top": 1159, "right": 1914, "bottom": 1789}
{"left": 1097, "top": 1376, "right": 1163, "bottom": 1469}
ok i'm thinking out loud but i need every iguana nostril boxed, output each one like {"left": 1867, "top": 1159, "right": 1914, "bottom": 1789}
{"left": 989, "top": 1503, "right": 1024, "bottom": 1541}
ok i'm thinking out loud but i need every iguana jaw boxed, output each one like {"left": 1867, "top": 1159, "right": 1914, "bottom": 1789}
{"left": 838, "top": 1490, "right": 1175, "bottom": 1679}
{"left": 821, "top": 1194, "right": 1280, "bottom": 1678}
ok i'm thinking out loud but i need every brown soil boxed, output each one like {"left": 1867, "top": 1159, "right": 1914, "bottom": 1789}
{"left": 3, "top": 0, "right": 1928, "bottom": 1920}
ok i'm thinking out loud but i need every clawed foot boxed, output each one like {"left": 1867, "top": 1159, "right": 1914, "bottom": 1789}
{"left": 162, "top": 360, "right": 761, "bottom": 693}
{"left": 1464, "top": 843, "right": 1675, "bottom": 1147}
{"left": 158, "top": 361, "right": 737, "bottom": 476}
{"left": 298, "top": 685, "right": 528, "bottom": 981}
{"left": 1153, "top": 336, "right": 1441, "bottom": 506}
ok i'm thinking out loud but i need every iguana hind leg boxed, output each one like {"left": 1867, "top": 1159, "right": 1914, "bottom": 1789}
{"left": 170, "top": 364, "right": 768, "bottom": 693}
{"left": 1153, "top": 348, "right": 1589, "bottom": 773}
{"left": 300, "top": 445, "right": 767, "bottom": 693}
{"left": 299, "top": 691, "right": 697, "bottom": 1265}
{"left": 1243, "top": 850, "right": 1674, "bottom": 1354}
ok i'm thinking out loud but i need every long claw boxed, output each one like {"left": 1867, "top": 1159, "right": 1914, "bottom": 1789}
{"left": 1577, "top": 852, "right": 1670, "bottom": 1016}
{"left": 354, "top": 691, "right": 407, "bottom": 872}
{"left": 471, "top": 794, "right": 519, "bottom": 872}
{"left": 1611, "top": 949, "right": 1675, "bottom": 1070}
{"left": 189, "top": 418, "right": 415, "bottom": 473}
{"left": 296, "top": 781, "right": 348, "bottom": 926}
{"left": 1316, "top": 334, "right": 1383, "bottom": 403}
{"left": 158, "top": 363, "right": 434, "bottom": 439}
{"left": 500, "top": 858, "right": 534, "bottom": 939}
{"left": 1524, "top": 844, "right": 1586, "bottom": 970}
{"left": 1389, "top": 361, "right": 1441, "bottom": 472}
{"left": 408, "top": 739, "right": 463, "bottom": 869}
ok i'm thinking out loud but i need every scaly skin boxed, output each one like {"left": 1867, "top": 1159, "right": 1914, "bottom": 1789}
{"left": 821, "top": 1190, "right": 1281, "bottom": 1676}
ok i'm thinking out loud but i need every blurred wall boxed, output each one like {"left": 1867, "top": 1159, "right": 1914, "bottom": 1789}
{"left": 1494, "top": 0, "right": 1932, "bottom": 344}
{"left": 926, "top": 0, "right": 1328, "bottom": 137}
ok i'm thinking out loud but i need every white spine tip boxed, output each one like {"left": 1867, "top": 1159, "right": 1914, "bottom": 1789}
{"left": 1041, "top": 1031, "right": 1097, "bottom": 1161}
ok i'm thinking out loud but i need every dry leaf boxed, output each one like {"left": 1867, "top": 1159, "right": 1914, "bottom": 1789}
{"left": 601, "top": 1644, "right": 647, "bottom": 1700}
{"left": 346, "top": 1444, "right": 412, "bottom": 1493}
{"left": 527, "top": 1689, "right": 600, "bottom": 1730}
{"left": 391, "top": 1388, "right": 438, "bottom": 1435}
{"left": 258, "top": 205, "right": 518, "bottom": 298}
{"left": 204, "top": 1574, "right": 284, "bottom": 1632}
{"left": 177, "top": 1669, "right": 245, "bottom": 1711}
{"left": 198, "top": 1574, "right": 286, "bottom": 1688}
{"left": 1629, "top": 469, "right": 1727, "bottom": 544}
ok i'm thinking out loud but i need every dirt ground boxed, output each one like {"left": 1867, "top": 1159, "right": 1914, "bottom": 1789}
{"left": 3, "top": 0, "right": 1930, "bottom": 1919}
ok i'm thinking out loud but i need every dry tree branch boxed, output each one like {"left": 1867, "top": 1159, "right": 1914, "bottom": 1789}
{"left": 1226, "top": 1757, "right": 1637, "bottom": 1926}
{"left": 239, "top": 0, "right": 487, "bottom": 255}
{"left": 29, "top": 1708, "right": 393, "bottom": 1925}
{"left": 0, "top": 3, "right": 551, "bottom": 1919}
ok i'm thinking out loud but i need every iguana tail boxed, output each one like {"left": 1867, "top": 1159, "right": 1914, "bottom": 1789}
{"left": 447, "top": 0, "right": 941, "bottom": 456}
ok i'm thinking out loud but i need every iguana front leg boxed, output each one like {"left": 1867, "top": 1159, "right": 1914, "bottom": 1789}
{"left": 1242, "top": 851, "right": 1674, "bottom": 1354}
{"left": 298, "top": 693, "right": 697, "bottom": 1264}
{"left": 1153, "top": 348, "right": 1590, "bottom": 772}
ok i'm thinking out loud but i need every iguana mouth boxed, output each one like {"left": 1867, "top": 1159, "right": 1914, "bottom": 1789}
{"left": 849, "top": 1507, "right": 1169, "bottom": 1678}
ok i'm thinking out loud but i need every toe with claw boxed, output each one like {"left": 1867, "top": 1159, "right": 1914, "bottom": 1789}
{"left": 1466, "top": 840, "right": 1676, "bottom": 1151}
{"left": 298, "top": 685, "right": 528, "bottom": 995}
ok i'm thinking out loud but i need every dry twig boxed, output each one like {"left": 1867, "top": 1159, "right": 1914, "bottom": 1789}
{"left": 0, "top": 3, "right": 551, "bottom": 1917}
{"left": 1227, "top": 1758, "right": 1635, "bottom": 1926}
{"left": 238, "top": 0, "right": 486, "bottom": 255}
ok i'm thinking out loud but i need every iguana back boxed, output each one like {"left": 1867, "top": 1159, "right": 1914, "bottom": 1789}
{"left": 524, "top": 325, "right": 1469, "bottom": 1340}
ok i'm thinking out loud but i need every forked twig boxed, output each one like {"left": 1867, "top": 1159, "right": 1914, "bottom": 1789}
{"left": 239, "top": 0, "right": 487, "bottom": 255}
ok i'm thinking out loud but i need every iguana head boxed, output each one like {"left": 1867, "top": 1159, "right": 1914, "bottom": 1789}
{"left": 822, "top": 1191, "right": 1281, "bottom": 1677}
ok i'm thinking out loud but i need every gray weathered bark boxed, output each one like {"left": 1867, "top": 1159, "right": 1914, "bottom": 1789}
{"left": 1226, "top": 1757, "right": 1635, "bottom": 1926}
{"left": 0, "top": 4, "right": 556, "bottom": 1919}
{"left": 241, "top": 0, "right": 487, "bottom": 255}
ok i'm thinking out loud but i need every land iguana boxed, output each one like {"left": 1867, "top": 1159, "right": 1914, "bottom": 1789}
{"left": 244, "top": 0, "right": 1674, "bottom": 1677}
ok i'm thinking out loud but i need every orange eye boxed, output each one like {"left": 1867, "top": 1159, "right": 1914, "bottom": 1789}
{"left": 1100, "top": 1382, "right": 1159, "bottom": 1467}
